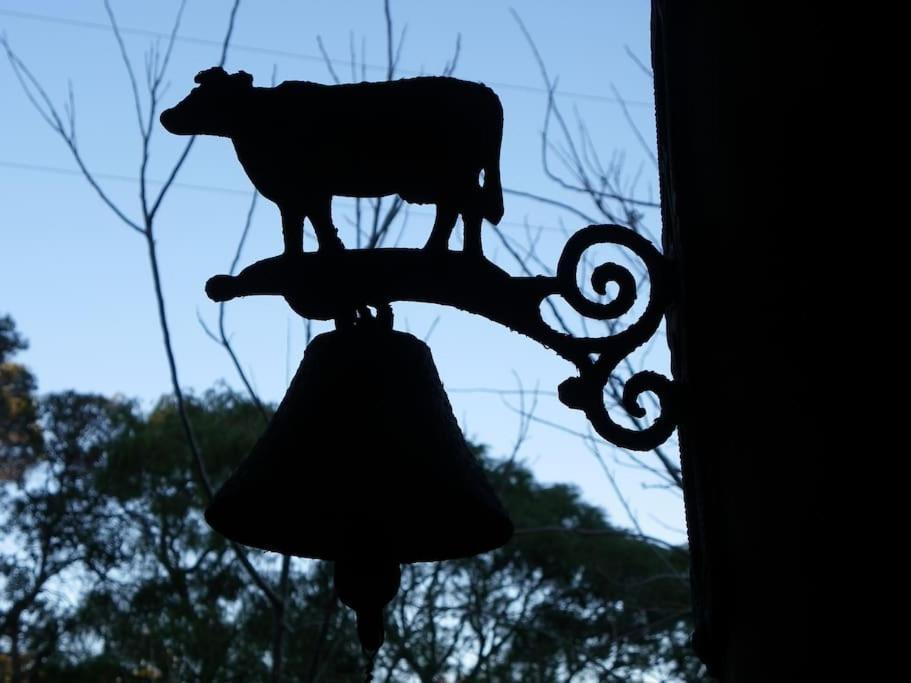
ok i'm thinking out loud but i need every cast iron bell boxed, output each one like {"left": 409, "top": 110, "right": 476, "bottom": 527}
{"left": 205, "top": 321, "right": 513, "bottom": 652}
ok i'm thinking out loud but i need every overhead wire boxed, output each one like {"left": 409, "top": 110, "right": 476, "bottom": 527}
{"left": 0, "top": 158, "right": 648, "bottom": 235}
{"left": 0, "top": 7, "right": 653, "bottom": 107}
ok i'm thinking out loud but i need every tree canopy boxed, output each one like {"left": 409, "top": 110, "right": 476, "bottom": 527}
{"left": 1, "top": 316, "right": 703, "bottom": 682}
{"left": 0, "top": 316, "right": 42, "bottom": 481}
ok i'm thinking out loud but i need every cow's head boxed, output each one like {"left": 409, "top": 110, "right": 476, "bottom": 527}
{"left": 160, "top": 67, "right": 254, "bottom": 136}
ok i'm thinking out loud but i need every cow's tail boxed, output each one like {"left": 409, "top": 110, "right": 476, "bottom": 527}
{"left": 482, "top": 160, "right": 504, "bottom": 225}
{"left": 482, "top": 103, "right": 505, "bottom": 225}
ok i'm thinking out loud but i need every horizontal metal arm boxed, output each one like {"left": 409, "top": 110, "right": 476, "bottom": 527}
{"left": 207, "top": 225, "right": 678, "bottom": 451}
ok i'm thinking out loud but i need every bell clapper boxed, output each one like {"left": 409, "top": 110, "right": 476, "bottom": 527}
{"left": 334, "top": 557, "right": 400, "bottom": 680}
{"left": 358, "top": 610, "right": 382, "bottom": 682}
{"left": 334, "top": 557, "right": 401, "bottom": 653}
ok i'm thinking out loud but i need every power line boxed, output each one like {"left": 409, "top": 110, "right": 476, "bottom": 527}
{"left": 0, "top": 7, "right": 653, "bottom": 107}
{"left": 0, "top": 158, "right": 250, "bottom": 195}
{"left": 448, "top": 387, "right": 559, "bottom": 397}
{"left": 0, "top": 158, "right": 596, "bottom": 233}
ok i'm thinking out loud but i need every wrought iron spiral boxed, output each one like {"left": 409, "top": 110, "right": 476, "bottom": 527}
{"left": 553, "top": 225, "right": 677, "bottom": 451}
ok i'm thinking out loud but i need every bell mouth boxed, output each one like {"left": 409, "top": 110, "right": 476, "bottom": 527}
{"left": 203, "top": 327, "right": 514, "bottom": 563}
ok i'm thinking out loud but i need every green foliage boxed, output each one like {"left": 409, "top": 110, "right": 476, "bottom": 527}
{"left": 1, "top": 390, "right": 132, "bottom": 681}
{"left": 62, "top": 390, "right": 272, "bottom": 682}
{"left": 0, "top": 317, "right": 28, "bottom": 363}
{"left": 0, "top": 316, "right": 704, "bottom": 681}
{"left": 0, "top": 315, "right": 42, "bottom": 481}
{"left": 372, "top": 450, "right": 699, "bottom": 682}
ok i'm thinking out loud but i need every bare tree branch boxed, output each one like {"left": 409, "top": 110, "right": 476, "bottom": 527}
{"left": 149, "top": 0, "right": 240, "bottom": 219}
{"left": 103, "top": 0, "right": 147, "bottom": 138}
{"left": 513, "top": 525, "right": 678, "bottom": 548}
{"left": 384, "top": 0, "right": 395, "bottom": 81}
{"left": 1, "top": 37, "right": 144, "bottom": 233}
{"left": 624, "top": 44, "right": 654, "bottom": 79}
{"left": 501, "top": 371, "right": 539, "bottom": 468}
{"left": 442, "top": 34, "right": 461, "bottom": 76}
{"left": 510, "top": 10, "right": 660, "bottom": 213}
{"left": 503, "top": 187, "right": 600, "bottom": 225}
{"left": 393, "top": 24, "right": 408, "bottom": 74}
{"left": 316, "top": 35, "right": 342, "bottom": 83}
{"left": 610, "top": 83, "right": 658, "bottom": 168}
{"left": 198, "top": 192, "right": 271, "bottom": 423}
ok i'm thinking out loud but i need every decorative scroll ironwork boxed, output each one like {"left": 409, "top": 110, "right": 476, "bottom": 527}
{"left": 207, "top": 223, "right": 677, "bottom": 451}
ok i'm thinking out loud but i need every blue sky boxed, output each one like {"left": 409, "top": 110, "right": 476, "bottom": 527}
{"left": 0, "top": 1, "right": 685, "bottom": 544}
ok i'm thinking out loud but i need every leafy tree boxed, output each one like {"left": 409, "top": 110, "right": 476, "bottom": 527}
{"left": 43, "top": 390, "right": 269, "bottom": 682}
{"left": 0, "top": 316, "right": 42, "bottom": 481}
{"left": 1, "top": 319, "right": 703, "bottom": 681}
{"left": 0, "top": 386, "right": 131, "bottom": 681}
{"left": 372, "top": 453, "right": 697, "bottom": 682}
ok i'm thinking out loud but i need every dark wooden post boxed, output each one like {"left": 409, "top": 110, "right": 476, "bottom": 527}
{"left": 652, "top": 3, "right": 828, "bottom": 680}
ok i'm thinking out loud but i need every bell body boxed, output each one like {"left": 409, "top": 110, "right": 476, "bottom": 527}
{"left": 205, "top": 326, "right": 513, "bottom": 564}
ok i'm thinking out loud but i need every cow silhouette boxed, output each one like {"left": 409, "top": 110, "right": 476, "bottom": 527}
{"left": 160, "top": 67, "right": 504, "bottom": 255}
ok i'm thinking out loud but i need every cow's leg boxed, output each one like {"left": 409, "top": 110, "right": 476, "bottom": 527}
{"left": 424, "top": 204, "right": 459, "bottom": 251}
{"left": 462, "top": 211, "right": 484, "bottom": 257}
{"left": 458, "top": 181, "right": 487, "bottom": 257}
{"left": 308, "top": 196, "right": 345, "bottom": 252}
{"left": 281, "top": 209, "right": 304, "bottom": 255}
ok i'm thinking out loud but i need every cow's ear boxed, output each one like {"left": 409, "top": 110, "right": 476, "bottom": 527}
{"left": 195, "top": 67, "right": 230, "bottom": 85}
{"left": 232, "top": 70, "right": 254, "bottom": 88}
